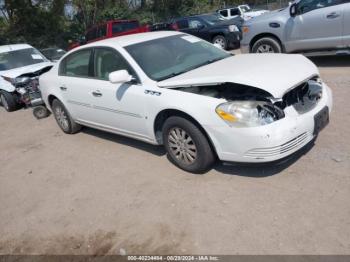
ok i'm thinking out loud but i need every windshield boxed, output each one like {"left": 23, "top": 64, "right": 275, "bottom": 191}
{"left": 0, "top": 48, "right": 47, "bottom": 71}
{"left": 240, "top": 5, "right": 251, "bottom": 12}
{"left": 125, "top": 34, "right": 231, "bottom": 81}
{"left": 201, "top": 14, "right": 224, "bottom": 25}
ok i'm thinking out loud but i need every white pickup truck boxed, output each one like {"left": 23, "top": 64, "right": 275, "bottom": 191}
{"left": 217, "top": 5, "right": 269, "bottom": 21}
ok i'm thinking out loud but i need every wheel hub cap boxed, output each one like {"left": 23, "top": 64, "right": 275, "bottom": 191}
{"left": 257, "top": 44, "right": 274, "bottom": 53}
{"left": 168, "top": 127, "right": 197, "bottom": 165}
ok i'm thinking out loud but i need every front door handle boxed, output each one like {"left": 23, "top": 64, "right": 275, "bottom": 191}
{"left": 92, "top": 90, "right": 102, "bottom": 97}
{"left": 60, "top": 86, "right": 67, "bottom": 91}
{"left": 326, "top": 12, "right": 340, "bottom": 19}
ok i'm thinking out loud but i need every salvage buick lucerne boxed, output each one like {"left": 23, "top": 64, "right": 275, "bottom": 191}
{"left": 39, "top": 31, "right": 332, "bottom": 173}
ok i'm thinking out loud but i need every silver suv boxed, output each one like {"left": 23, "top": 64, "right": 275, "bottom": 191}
{"left": 241, "top": 0, "right": 350, "bottom": 55}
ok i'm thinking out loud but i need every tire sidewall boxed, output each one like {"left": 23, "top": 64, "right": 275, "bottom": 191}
{"left": 252, "top": 37, "right": 282, "bottom": 53}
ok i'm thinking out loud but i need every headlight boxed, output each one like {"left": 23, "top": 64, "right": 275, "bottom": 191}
{"left": 228, "top": 25, "right": 239, "bottom": 32}
{"left": 216, "top": 101, "right": 280, "bottom": 127}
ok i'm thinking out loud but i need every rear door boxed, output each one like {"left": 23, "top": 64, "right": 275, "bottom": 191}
{"left": 285, "top": 0, "right": 344, "bottom": 52}
{"left": 58, "top": 48, "right": 96, "bottom": 122}
{"left": 82, "top": 47, "right": 148, "bottom": 138}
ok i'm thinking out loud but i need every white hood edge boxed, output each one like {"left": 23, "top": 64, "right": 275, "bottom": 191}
{"left": 158, "top": 54, "right": 319, "bottom": 98}
{"left": 0, "top": 62, "right": 53, "bottom": 79}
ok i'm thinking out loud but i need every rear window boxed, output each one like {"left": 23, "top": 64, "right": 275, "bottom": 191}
{"left": 86, "top": 28, "right": 97, "bottom": 41}
{"left": 219, "top": 10, "right": 228, "bottom": 17}
{"left": 112, "top": 21, "right": 139, "bottom": 34}
{"left": 176, "top": 19, "right": 189, "bottom": 29}
{"left": 0, "top": 48, "right": 47, "bottom": 71}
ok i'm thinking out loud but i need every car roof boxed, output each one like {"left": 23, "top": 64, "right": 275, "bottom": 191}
{"left": 0, "top": 44, "right": 33, "bottom": 53}
{"left": 78, "top": 31, "right": 184, "bottom": 49}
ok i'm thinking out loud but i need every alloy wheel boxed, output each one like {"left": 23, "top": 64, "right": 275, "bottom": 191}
{"left": 257, "top": 44, "right": 274, "bottom": 53}
{"left": 168, "top": 127, "right": 197, "bottom": 165}
{"left": 54, "top": 106, "right": 69, "bottom": 131}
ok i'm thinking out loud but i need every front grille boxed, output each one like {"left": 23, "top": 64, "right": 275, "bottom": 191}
{"left": 275, "top": 78, "right": 322, "bottom": 114}
{"left": 244, "top": 132, "right": 310, "bottom": 159}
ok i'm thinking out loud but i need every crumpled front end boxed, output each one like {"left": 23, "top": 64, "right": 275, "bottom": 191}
{"left": 205, "top": 80, "right": 333, "bottom": 163}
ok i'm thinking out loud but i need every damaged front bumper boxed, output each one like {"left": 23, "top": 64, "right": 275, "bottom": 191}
{"left": 204, "top": 82, "right": 333, "bottom": 163}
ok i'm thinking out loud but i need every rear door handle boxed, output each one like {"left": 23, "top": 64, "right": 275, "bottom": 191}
{"left": 60, "top": 86, "right": 67, "bottom": 91}
{"left": 92, "top": 90, "right": 102, "bottom": 97}
{"left": 326, "top": 12, "right": 340, "bottom": 19}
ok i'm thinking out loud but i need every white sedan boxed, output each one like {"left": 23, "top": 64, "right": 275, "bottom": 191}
{"left": 39, "top": 31, "right": 332, "bottom": 173}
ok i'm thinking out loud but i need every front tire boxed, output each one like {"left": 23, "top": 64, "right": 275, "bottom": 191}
{"left": 251, "top": 37, "right": 282, "bottom": 53}
{"left": 52, "top": 99, "right": 81, "bottom": 134}
{"left": 0, "top": 91, "right": 19, "bottom": 112}
{"left": 162, "top": 116, "right": 215, "bottom": 173}
{"left": 212, "top": 35, "right": 228, "bottom": 50}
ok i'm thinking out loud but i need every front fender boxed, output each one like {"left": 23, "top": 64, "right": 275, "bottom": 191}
{"left": 0, "top": 78, "right": 15, "bottom": 92}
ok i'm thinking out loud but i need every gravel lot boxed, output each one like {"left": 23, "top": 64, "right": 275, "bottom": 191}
{"left": 0, "top": 54, "right": 349, "bottom": 255}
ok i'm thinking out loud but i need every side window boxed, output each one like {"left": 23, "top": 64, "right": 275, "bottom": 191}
{"left": 60, "top": 49, "right": 91, "bottom": 77}
{"left": 188, "top": 19, "right": 204, "bottom": 29}
{"left": 220, "top": 10, "right": 228, "bottom": 17}
{"left": 230, "top": 8, "right": 241, "bottom": 16}
{"left": 86, "top": 28, "right": 97, "bottom": 42}
{"left": 298, "top": 0, "right": 343, "bottom": 14}
{"left": 97, "top": 25, "right": 107, "bottom": 38}
{"left": 94, "top": 48, "right": 133, "bottom": 80}
{"left": 176, "top": 19, "right": 189, "bottom": 29}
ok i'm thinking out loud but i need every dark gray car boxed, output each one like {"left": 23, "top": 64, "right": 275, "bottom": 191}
{"left": 240, "top": 0, "right": 350, "bottom": 55}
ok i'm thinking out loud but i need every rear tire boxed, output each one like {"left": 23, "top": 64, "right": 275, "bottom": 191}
{"left": 0, "top": 91, "right": 19, "bottom": 112}
{"left": 52, "top": 99, "right": 81, "bottom": 134}
{"left": 162, "top": 116, "right": 215, "bottom": 173}
{"left": 251, "top": 37, "right": 282, "bottom": 53}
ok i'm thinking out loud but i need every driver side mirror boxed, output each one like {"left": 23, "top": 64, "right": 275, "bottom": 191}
{"left": 109, "top": 70, "right": 133, "bottom": 84}
{"left": 197, "top": 24, "right": 205, "bottom": 30}
{"left": 290, "top": 3, "right": 298, "bottom": 17}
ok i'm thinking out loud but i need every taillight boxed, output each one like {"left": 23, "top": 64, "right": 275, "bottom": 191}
{"left": 171, "top": 23, "right": 179, "bottom": 31}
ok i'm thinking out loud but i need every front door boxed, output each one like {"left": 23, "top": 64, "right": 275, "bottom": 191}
{"left": 85, "top": 48, "right": 149, "bottom": 139}
{"left": 285, "top": 0, "right": 344, "bottom": 52}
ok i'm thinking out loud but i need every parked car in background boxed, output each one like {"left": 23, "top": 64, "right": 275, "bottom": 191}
{"left": 241, "top": 0, "right": 350, "bottom": 55}
{"left": 157, "top": 14, "right": 243, "bottom": 49}
{"left": 40, "top": 47, "right": 66, "bottom": 62}
{"left": 0, "top": 44, "right": 52, "bottom": 112}
{"left": 217, "top": 5, "right": 269, "bottom": 21}
{"left": 68, "top": 19, "right": 150, "bottom": 50}
{"left": 39, "top": 31, "right": 332, "bottom": 173}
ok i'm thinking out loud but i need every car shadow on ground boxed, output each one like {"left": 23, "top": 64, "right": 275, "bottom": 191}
{"left": 82, "top": 127, "right": 166, "bottom": 157}
{"left": 82, "top": 127, "right": 316, "bottom": 177}
{"left": 308, "top": 55, "right": 350, "bottom": 67}
{"left": 214, "top": 139, "right": 316, "bottom": 177}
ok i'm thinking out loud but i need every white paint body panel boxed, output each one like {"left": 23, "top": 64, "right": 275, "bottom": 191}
{"left": 39, "top": 32, "right": 333, "bottom": 163}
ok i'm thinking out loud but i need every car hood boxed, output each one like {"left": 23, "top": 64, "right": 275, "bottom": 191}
{"left": 244, "top": 10, "right": 269, "bottom": 17}
{"left": 158, "top": 54, "right": 318, "bottom": 98}
{"left": 245, "top": 8, "right": 287, "bottom": 24}
{"left": 0, "top": 62, "right": 53, "bottom": 78}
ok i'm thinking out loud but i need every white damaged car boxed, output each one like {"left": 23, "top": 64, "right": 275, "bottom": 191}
{"left": 0, "top": 44, "right": 52, "bottom": 112}
{"left": 39, "top": 31, "right": 332, "bottom": 173}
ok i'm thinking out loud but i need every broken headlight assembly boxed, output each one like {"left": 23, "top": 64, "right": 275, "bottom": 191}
{"left": 216, "top": 101, "right": 284, "bottom": 127}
